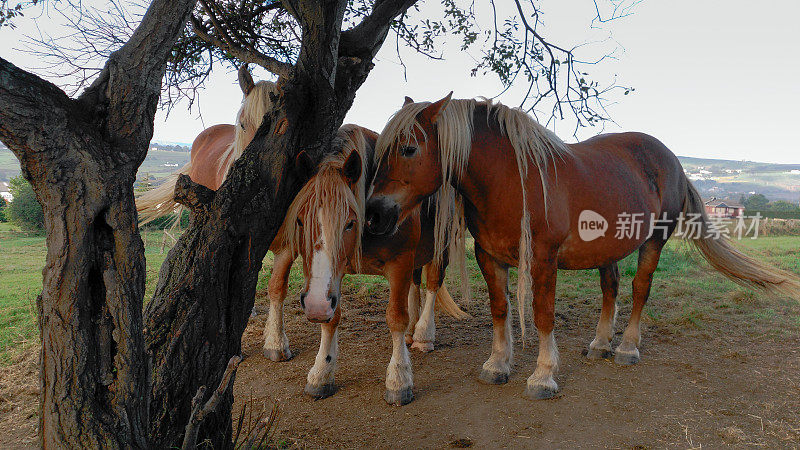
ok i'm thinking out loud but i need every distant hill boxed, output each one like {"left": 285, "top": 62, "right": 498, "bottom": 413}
{"left": 1, "top": 142, "right": 798, "bottom": 202}
{"left": 677, "top": 156, "right": 800, "bottom": 203}
{"left": 0, "top": 144, "right": 190, "bottom": 184}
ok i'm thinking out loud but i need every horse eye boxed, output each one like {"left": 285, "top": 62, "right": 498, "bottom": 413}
{"left": 240, "top": 122, "right": 246, "bottom": 130}
{"left": 296, "top": 218, "right": 303, "bottom": 227}
{"left": 399, "top": 145, "right": 417, "bottom": 157}
{"left": 344, "top": 220, "right": 355, "bottom": 231}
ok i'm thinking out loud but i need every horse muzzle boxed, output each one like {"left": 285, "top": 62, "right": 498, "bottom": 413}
{"left": 365, "top": 196, "right": 400, "bottom": 236}
{"left": 300, "top": 292, "right": 339, "bottom": 323}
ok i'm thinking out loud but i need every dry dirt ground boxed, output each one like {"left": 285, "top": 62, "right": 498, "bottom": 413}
{"left": 235, "top": 286, "right": 800, "bottom": 448}
{"left": 3, "top": 284, "right": 799, "bottom": 448}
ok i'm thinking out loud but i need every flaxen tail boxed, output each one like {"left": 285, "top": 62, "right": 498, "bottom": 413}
{"left": 435, "top": 284, "right": 472, "bottom": 320}
{"left": 682, "top": 178, "right": 800, "bottom": 299}
{"left": 136, "top": 162, "right": 192, "bottom": 226}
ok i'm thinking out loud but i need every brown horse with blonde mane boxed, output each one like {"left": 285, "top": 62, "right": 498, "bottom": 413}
{"left": 274, "top": 123, "right": 469, "bottom": 403}
{"left": 137, "top": 66, "right": 275, "bottom": 224}
{"left": 366, "top": 93, "right": 800, "bottom": 401}
{"left": 136, "top": 72, "right": 468, "bottom": 404}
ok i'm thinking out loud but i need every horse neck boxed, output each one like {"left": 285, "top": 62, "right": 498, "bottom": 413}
{"left": 448, "top": 110, "right": 545, "bottom": 223}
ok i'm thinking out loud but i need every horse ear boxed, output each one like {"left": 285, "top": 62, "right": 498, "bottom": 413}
{"left": 419, "top": 91, "right": 452, "bottom": 126}
{"left": 341, "top": 150, "right": 362, "bottom": 185}
{"left": 294, "top": 150, "right": 315, "bottom": 181}
{"left": 403, "top": 96, "right": 414, "bottom": 106}
{"left": 238, "top": 64, "right": 255, "bottom": 96}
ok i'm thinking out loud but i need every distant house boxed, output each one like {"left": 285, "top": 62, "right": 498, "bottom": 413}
{"left": 0, "top": 181, "right": 12, "bottom": 202}
{"left": 704, "top": 198, "right": 744, "bottom": 218}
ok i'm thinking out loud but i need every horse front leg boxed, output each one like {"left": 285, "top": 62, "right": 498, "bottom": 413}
{"left": 304, "top": 307, "right": 341, "bottom": 399}
{"left": 525, "top": 253, "right": 560, "bottom": 400}
{"left": 263, "top": 249, "right": 294, "bottom": 361}
{"left": 384, "top": 258, "right": 414, "bottom": 406}
{"left": 475, "top": 243, "right": 514, "bottom": 385}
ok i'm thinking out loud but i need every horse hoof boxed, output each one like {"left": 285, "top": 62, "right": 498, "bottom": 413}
{"left": 410, "top": 341, "right": 434, "bottom": 353}
{"left": 478, "top": 369, "right": 509, "bottom": 385}
{"left": 614, "top": 350, "right": 640, "bottom": 365}
{"left": 586, "top": 347, "right": 613, "bottom": 360}
{"left": 384, "top": 387, "right": 414, "bottom": 406}
{"left": 524, "top": 384, "right": 559, "bottom": 400}
{"left": 304, "top": 382, "right": 337, "bottom": 399}
{"left": 263, "top": 347, "right": 293, "bottom": 362}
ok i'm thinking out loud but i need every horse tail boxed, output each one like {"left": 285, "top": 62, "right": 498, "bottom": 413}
{"left": 435, "top": 285, "right": 471, "bottom": 320}
{"left": 136, "top": 161, "right": 192, "bottom": 226}
{"left": 682, "top": 177, "right": 800, "bottom": 298}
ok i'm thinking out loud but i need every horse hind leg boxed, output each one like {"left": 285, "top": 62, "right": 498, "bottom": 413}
{"left": 305, "top": 307, "right": 341, "bottom": 399}
{"left": 587, "top": 262, "right": 619, "bottom": 359}
{"left": 263, "top": 249, "right": 294, "bottom": 362}
{"left": 475, "top": 243, "right": 513, "bottom": 385}
{"left": 411, "top": 263, "right": 445, "bottom": 352}
{"left": 615, "top": 238, "right": 666, "bottom": 365}
{"left": 405, "top": 268, "right": 422, "bottom": 346}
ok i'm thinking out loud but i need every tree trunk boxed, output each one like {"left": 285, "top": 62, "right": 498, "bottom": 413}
{"left": 0, "top": 58, "right": 150, "bottom": 447}
{"left": 0, "top": 0, "right": 196, "bottom": 446}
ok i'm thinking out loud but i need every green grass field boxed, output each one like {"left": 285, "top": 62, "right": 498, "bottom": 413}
{"left": 1, "top": 222, "right": 798, "bottom": 364}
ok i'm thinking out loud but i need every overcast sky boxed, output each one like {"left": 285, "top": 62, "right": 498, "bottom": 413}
{"left": 2, "top": 0, "right": 798, "bottom": 164}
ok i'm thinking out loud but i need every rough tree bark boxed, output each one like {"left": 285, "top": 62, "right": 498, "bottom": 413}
{"left": 144, "top": 0, "right": 417, "bottom": 446}
{"left": 0, "top": 0, "right": 196, "bottom": 446}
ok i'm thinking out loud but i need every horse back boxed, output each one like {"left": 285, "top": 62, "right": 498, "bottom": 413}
{"left": 189, "top": 124, "right": 236, "bottom": 190}
{"left": 567, "top": 132, "right": 685, "bottom": 213}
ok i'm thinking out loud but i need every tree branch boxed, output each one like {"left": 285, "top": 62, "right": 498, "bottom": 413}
{"left": 339, "top": 0, "right": 419, "bottom": 58}
{"left": 77, "top": 0, "right": 198, "bottom": 154}
{"left": 174, "top": 173, "right": 215, "bottom": 212}
{"left": 181, "top": 356, "right": 242, "bottom": 450}
{"left": 190, "top": 14, "right": 292, "bottom": 78}
{"left": 0, "top": 56, "right": 79, "bottom": 165}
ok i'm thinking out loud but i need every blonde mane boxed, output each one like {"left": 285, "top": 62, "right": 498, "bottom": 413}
{"left": 281, "top": 125, "right": 368, "bottom": 271}
{"left": 375, "top": 97, "right": 572, "bottom": 342}
{"left": 218, "top": 80, "right": 277, "bottom": 179}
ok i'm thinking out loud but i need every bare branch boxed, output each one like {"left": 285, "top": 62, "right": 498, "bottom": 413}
{"left": 190, "top": 12, "right": 292, "bottom": 78}
{"left": 181, "top": 355, "right": 242, "bottom": 450}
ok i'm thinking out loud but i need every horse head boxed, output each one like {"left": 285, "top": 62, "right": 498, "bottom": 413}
{"left": 366, "top": 93, "right": 452, "bottom": 236}
{"left": 284, "top": 127, "right": 368, "bottom": 322}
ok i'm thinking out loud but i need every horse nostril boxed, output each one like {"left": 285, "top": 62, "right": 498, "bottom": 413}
{"left": 300, "top": 293, "right": 306, "bottom": 310}
{"left": 328, "top": 295, "right": 338, "bottom": 310}
{"left": 366, "top": 210, "right": 380, "bottom": 229}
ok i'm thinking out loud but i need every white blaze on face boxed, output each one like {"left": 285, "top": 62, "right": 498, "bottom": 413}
{"left": 307, "top": 209, "right": 333, "bottom": 305}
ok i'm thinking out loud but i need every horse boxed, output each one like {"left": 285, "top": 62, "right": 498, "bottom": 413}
{"left": 365, "top": 93, "right": 800, "bottom": 401}
{"left": 136, "top": 66, "right": 275, "bottom": 224}
{"left": 274, "top": 123, "right": 470, "bottom": 403}
{"left": 135, "top": 70, "right": 468, "bottom": 403}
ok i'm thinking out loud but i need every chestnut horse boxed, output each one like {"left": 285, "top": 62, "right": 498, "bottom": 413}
{"left": 366, "top": 94, "right": 800, "bottom": 401}
{"left": 137, "top": 66, "right": 275, "bottom": 224}
{"left": 273, "top": 124, "right": 469, "bottom": 402}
